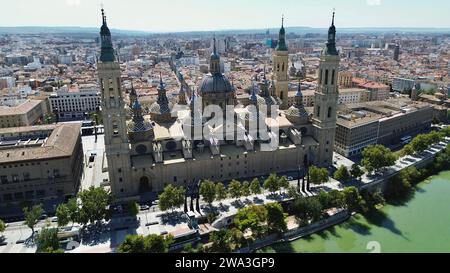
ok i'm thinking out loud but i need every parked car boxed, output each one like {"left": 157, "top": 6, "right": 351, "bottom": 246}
{"left": 0, "top": 242, "right": 7, "bottom": 246}
{"left": 140, "top": 205, "right": 150, "bottom": 211}
{"left": 51, "top": 217, "right": 58, "bottom": 223}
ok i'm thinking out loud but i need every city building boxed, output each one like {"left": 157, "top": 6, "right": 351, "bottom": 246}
{"left": 392, "top": 77, "right": 415, "bottom": 93}
{"left": 335, "top": 99, "right": 433, "bottom": 157}
{"left": 49, "top": 84, "right": 101, "bottom": 121}
{"left": 0, "top": 123, "right": 83, "bottom": 210}
{"left": 98, "top": 10, "right": 340, "bottom": 203}
{"left": 0, "top": 99, "right": 48, "bottom": 128}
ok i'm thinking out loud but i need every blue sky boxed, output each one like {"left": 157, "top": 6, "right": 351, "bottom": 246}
{"left": 1, "top": 0, "right": 449, "bottom": 32}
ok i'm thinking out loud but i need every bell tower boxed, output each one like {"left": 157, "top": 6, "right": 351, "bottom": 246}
{"left": 313, "top": 11, "right": 340, "bottom": 167}
{"left": 273, "top": 16, "right": 289, "bottom": 109}
{"left": 97, "top": 8, "right": 133, "bottom": 201}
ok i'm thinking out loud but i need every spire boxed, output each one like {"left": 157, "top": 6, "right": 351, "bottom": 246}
{"left": 210, "top": 37, "right": 220, "bottom": 74}
{"left": 276, "top": 15, "right": 288, "bottom": 52}
{"left": 179, "top": 85, "right": 187, "bottom": 105}
{"left": 325, "top": 10, "right": 338, "bottom": 56}
{"left": 129, "top": 82, "right": 137, "bottom": 107}
{"left": 250, "top": 82, "right": 258, "bottom": 104}
{"left": 99, "top": 8, "right": 115, "bottom": 62}
{"left": 157, "top": 73, "right": 168, "bottom": 105}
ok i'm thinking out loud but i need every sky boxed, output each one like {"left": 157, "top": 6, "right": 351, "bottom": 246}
{"left": 1, "top": 0, "right": 450, "bottom": 32}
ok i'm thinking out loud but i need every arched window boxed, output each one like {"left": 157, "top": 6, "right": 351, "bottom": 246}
{"left": 317, "top": 106, "right": 321, "bottom": 117}
{"left": 325, "top": 70, "right": 329, "bottom": 85}
{"left": 328, "top": 107, "right": 332, "bottom": 118}
{"left": 282, "top": 63, "right": 285, "bottom": 72}
{"left": 318, "top": 70, "right": 322, "bottom": 84}
{"left": 277, "top": 63, "right": 280, "bottom": 72}
{"left": 331, "top": 70, "right": 335, "bottom": 85}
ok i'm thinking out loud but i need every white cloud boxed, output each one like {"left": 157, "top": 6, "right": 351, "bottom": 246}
{"left": 66, "top": 0, "right": 81, "bottom": 6}
{"left": 367, "top": 0, "right": 382, "bottom": 5}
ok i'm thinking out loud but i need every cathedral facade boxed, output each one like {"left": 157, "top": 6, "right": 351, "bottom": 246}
{"left": 97, "top": 10, "right": 340, "bottom": 203}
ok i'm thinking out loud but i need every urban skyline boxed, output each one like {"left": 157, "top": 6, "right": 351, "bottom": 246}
{"left": 1, "top": 0, "right": 450, "bottom": 33}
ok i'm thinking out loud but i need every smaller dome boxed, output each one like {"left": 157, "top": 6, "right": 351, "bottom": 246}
{"left": 199, "top": 74, "right": 234, "bottom": 94}
{"left": 149, "top": 101, "right": 173, "bottom": 115}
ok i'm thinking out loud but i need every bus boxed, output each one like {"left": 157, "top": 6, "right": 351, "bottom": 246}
{"left": 401, "top": 136, "right": 412, "bottom": 145}
{"left": 168, "top": 229, "right": 201, "bottom": 252}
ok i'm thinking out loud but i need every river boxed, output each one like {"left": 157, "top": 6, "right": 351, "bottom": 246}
{"left": 259, "top": 171, "right": 450, "bottom": 253}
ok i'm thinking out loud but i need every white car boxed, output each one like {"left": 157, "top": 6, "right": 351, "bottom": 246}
{"left": 51, "top": 217, "right": 58, "bottom": 223}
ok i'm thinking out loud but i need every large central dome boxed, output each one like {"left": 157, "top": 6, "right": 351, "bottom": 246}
{"left": 199, "top": 73, "right": 234, "bottom": 94}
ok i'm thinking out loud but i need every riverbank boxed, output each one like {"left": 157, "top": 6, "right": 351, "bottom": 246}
{"left": 258, "top": 171, "right": 450, "bottom": 253}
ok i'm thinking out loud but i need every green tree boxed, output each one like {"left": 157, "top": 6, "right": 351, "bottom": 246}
{"left": 228, "top": 180, "right": 242, "bottom": 200}
{"left": 333, "top": 165, "right": 351, "bottom": 182}
{"left": 200, "top": 180, "right": 216, "bottom": 207}
{"left": 129, "top": 202, "right": 140, "bottom": 217}
{"left": 209, "top": 229, "right": 244, "bottom": 253}
{"left": 250, "top": 179, "right": 262, "bottom": 195}
{"left": 0, "top": 219, "right": 5, "bottom": 235}
{"left": 36, "top": 228, "right": 62, "bottom": 253}
{"left": 317, "top": 190, "right": 331, "bottom": 209}
{"left": 309, "top": 166, "right": 329, "bottom": 185}
{"left": 342, "top": 187, "right": 366, "bottom": 212}
{"left": 401, "top": 144, "right": 414, "bottom": 157}
{"left": 265, "top": 203, "right": 287, "bottom": 234}
{"left": 241, "top": 181, "right": 251, "bottom": 197}
{"left": 66, "top": 198, "right": 80, "bottom": 226}
{"left": 77, "top": 187, "right": 112, "bottom": 225}
{"left": 117, "top": 234, "right": 174, "bottom": 253}
{"left": 328, "top": 190, "right": 346, "bottom": 208}
{"left": 411, "top": 134, "right": 430, "bottom": 154}
{"left": 292, "top": 196, "right": 323, "bottom": 222}
{"left": 144, "top": 234, "right": 174, "bottom": 253}
{"left": 264, "top": 173, "right": 280, "bottom": 194}
{"left": 234, "top": 205, "right": 268, "bottom": 238}
{"left": 350, "top": 164, "right": 364, "bottom": 180}
{"left": 23, "top": 204, "right": 44, "bottom": 234}
{"left": 362, "top": 145, "right": 397, "bottom": 174}
{"left": 215, "top": 183, "right": 228, "bottom": 202}
{"left": 55, "top": 204, "right": 70, "bottom": 227}
{"left": 278, "top": 176, "right": 290, "bottom": 193}
{"left": 158, "top": 185, "right": 186, "bottom": 212}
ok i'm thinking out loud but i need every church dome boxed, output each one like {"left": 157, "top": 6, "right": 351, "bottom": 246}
{"left": 199, "top": 73, "right": 234, "bottom": 94}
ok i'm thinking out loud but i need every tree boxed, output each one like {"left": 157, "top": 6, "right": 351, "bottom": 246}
{"left": 129, "top": 202, "right": 140, "bottom": 217}
{"left": 77, "top": 187, "right": 112, "bottom": 225}
{"left": 265, "top": 203, "right": 287, "bottom": 234}
{"left": 342, "top": 187, "right": 366, "bottom": 212}
{"left": 411, "top": 134, "right": 430, "bottom": 154}
{"left": 117, "top": 234, "right": 174, "bottom": 253}
{"left": 250, "top": 179, "right": 262, "bottom": 195}
{"left": 362, "top": 145, "right": 397, "bottom": 174}
{"left": 234, "top": 205, "right": 268, "bottom": 238}
{"left": 36, "top": 228, "right": 61, "bottom": 253}
{"left": 292, "top": 196, "right": 323, "bottom": 222}
{"left": 66, "top": 198, "right": 80, "bottom": 226}
{"left": 350, "top": 164, "right": 364, "bottom": 180}
{"left": 401, "top": 144, "right": 414, "bottom": 157}
{"left": 333, "top": 165, "right": 350, "bottom": 182}
{"left": 209, "top": 229, "right": 244, "bottom": 253}
{"left": 0, "top": 219, "right": 5, "bottom": 235}
{"left": 278, "top": 176, "right": 290, "bottom": 193}
{"left": 23, "top": 204, "right": 44, "bottom": 234}
{"left": 309, "top": 166, "right": 329, "bottom": 185}
{"left": 144, "top": 234, "right": 174, "bottom": 253}
{"left": 328, "top": 190, "right": 346, "bottom": 209}
{"left": 200, "top": 180, "right": 216, "bottom": 207}
{"left": 159, "top": 185, "right": 186, "bottom": 212}
{"left": 241, "top": 181, "right": 251, "bottom": 197}
{"left": 317, "top": 190, "right": 331, "bottom": 209}
{"left": 215, "top": 183, "right": 228, "bottom": 202}
{"left": 228, "top": 180, "right": 242, "bottom": 200}
{"left": 264, "top": 173, "right": 280, "bottom": 194}
{"left": 55, "top": 204, "right": 70, "bottom": 227}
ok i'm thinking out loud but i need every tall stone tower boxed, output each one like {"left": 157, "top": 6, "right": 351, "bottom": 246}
{"left": 313, "top": 12, "right": 340, "bottom": 167}
{"left": 273, "top": 16, "right": 289, "bottom": 109}
{"left": 97, "top": 9, "right": 133, "bottom": 202}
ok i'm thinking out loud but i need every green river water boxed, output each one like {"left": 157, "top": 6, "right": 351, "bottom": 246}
{"left": 259, "top": 171, "right": 450, "bottom": 253}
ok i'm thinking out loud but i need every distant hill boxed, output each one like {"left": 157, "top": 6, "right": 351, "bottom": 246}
{"left": 0, "top": 26, "right": 448, "bottom": 36}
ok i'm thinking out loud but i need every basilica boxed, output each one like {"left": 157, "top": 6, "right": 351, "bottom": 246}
{"left": 97, "top": 9, "right": 340, "bottom": 203}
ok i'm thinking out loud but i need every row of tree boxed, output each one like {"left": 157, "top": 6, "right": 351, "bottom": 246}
{"left": 333, "top": 164, "right": 364, "bottom": 182}
{"left": 402, "top": 131, "right": 445, "bottom": 156}
{"left": 209, "top": 202, "right": 287, "bottom": 253}
{"left": 117, "top": 234, "right": 174, "bottom": 253}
